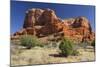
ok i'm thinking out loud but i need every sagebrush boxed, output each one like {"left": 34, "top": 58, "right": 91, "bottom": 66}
{"left": 59, "top": 37, "right": 79, "bottom": 57}
{"left": 20, "top": 35, "right": 43, "bottom": 49}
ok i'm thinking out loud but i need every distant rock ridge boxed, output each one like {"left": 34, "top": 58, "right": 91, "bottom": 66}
{"left": 11, "top": 8, "right": 95, "bottom": 42}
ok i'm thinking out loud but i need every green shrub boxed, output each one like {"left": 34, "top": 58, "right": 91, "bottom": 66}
{"left": 72, "top": 50, "right": 79, "bottom": 56}
{"left": 80, "top": 40, "right": 90, "bottom": 49}
{"left": 20, "top": 35, "right": 43, "bottom": 49}
{"left": 91, "top": 40, "right": 95, "bottom": 48}
{"left": 59, "top": 37, "right": 79, "bottom": 57}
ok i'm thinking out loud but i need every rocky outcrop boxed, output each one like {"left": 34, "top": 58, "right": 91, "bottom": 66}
{"left": 63, "top": 17, "right": 94, "bottom": 42}
{"left": 11, "top": 8, "right": 95, "bottom": 43}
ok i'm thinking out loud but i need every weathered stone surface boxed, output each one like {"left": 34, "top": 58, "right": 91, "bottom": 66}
{"left": 11, "top": 8, "right": 95, "bottom": 43}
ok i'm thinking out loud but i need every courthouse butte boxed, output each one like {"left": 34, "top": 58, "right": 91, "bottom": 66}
{"left": 11, "top": 8, "right": 95, "bottom": 43}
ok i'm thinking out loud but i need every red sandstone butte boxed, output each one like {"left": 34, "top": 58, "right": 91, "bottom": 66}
{"left": 11, "top": 8, "right": 95, "bottom": 42}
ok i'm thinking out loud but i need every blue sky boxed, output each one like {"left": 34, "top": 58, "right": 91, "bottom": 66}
{"left": 11, "top": 1, "right": 95, "bottom": 34}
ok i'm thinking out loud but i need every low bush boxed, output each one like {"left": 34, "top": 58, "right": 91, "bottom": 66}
{"left": 80, "top": 40, "right": 90, "bottom": 49}
{"left": 20, "top": 35, "right": 43, "bottom": 49}
{"left": 91, "top": 40, "right": 95, "bottom": 48}
{"left": 72, "top": 50, "right": 79, "bottom": 56}
{"left": 59, "top": 37, "right": 79, "bottom": 57}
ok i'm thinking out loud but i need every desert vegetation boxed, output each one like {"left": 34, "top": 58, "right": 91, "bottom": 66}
{"left": 59, "top": 37, "right": 79, "bottom": 57}
{"left": 91, "top": 40, "right": 95, "bottom": 48}
{"left": 20, "top": 35, "right": 44, "bottom": 49}
{"left": 11, "top": 35, "right": 95, "bottom": 66}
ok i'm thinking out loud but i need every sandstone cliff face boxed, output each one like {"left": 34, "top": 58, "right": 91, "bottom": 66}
{"left": 11, "top": 8, "right": 95, "bottom": 42}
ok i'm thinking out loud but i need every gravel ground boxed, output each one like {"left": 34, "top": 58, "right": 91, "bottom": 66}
{"left": 11, "top": 44, "right": 95, "bottom": 66}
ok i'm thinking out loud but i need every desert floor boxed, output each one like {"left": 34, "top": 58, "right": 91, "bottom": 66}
{"left": 11, "top": 42, "right": 95, "bottom": 66}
